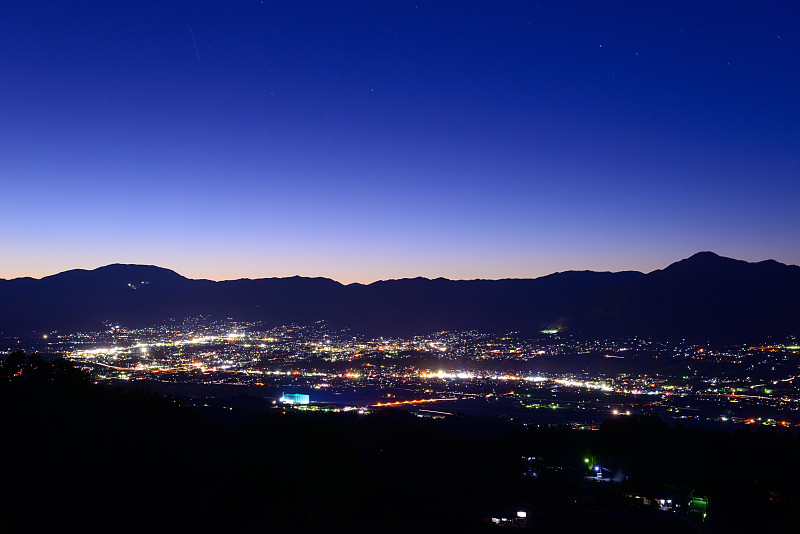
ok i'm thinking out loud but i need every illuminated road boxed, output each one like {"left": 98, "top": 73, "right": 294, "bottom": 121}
{"left": 373, "top": 397, "right": 458, "bottom": 407}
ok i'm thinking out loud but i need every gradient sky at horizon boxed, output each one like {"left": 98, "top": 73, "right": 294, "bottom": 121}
{"left": 2, "top": 1, "right": 798, "bottom": 283}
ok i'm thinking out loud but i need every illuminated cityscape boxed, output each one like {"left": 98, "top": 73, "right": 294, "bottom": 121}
{"left": 18, "top": 318, "right": 799, "bottom": 430}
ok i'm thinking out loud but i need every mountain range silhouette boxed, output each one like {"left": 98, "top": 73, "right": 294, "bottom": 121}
{"left": 1, "top": 252, "right": 798, "bottom": 341}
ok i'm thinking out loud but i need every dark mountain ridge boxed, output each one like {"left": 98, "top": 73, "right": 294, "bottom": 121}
{"left": 1, "top": 252, "right": 798, "bottom": 341}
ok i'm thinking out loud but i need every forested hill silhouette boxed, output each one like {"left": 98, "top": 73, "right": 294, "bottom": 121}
{"left": 8, "top": 350, "right": 797, "bottom": 533}
{"left": 1, "top": 252, "right": 798, "bottom": 340}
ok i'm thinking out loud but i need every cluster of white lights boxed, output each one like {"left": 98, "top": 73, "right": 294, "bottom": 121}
{"left": 554, "top": 378, "right": 612, "bottom": 391}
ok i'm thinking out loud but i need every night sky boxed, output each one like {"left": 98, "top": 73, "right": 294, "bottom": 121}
{"left": 2, "top": 1, "right": 798, "bottom": 283}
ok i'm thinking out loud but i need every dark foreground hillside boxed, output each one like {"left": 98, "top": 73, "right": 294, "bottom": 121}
{"left": 3, "top": 353, "right": 799, "bottom": 533}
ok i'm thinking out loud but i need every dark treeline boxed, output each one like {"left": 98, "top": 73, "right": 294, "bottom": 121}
{"left": 2, "top": 352, "right": 799, "bottom": 533}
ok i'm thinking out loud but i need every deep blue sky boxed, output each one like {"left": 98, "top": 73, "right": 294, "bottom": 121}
{"left": 2, "top": 1, "right": 798, "bottom": 282}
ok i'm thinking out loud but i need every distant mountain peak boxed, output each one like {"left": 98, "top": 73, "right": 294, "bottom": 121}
{"left": 687, "top": 250, "right": 722, "bottom": 260}
{"left": 660, "top": 251, "right": 744, "bottom": 275}
{"left": 681, "top": 251, "right": 739, "bottom": 265}
{"left": 93, "top": 263, "right": 184, "bottom": 277}
{"left": 36, "top": 263, "right": 189, "bottom": 288}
